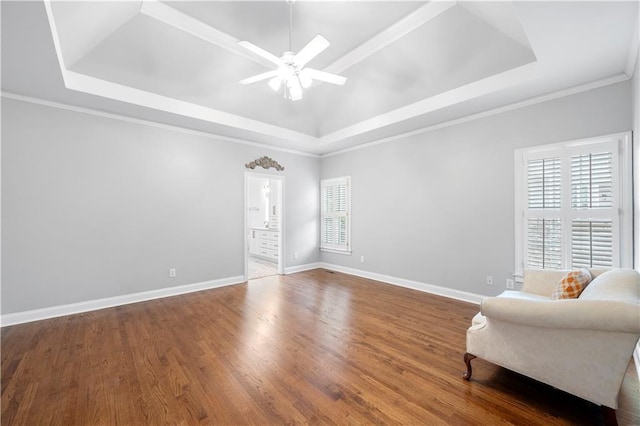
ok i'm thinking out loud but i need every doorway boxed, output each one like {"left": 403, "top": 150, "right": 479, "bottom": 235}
{"left": 245, "top": 172, "right": 284, "bottom": 280}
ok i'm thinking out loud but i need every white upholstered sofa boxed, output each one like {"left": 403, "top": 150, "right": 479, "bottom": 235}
{"left": 464, "top": 268, "right": 640, "bottom": 424}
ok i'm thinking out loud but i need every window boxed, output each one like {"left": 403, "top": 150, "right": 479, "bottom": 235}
{"left": 320, "top": 176, "right": 351, "bottom": 254}
{"left": 514, "top": 133, "right": 632, "bottom": 277}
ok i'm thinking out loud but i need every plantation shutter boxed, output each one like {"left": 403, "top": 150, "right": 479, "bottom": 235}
{"left": 571, "top": 152, "right": 613, "bottom": 209}
{"left": 569, "top": 151, "right": 615, "bottom": 268}
{"left": 517, "top": 135, "right": 628, "bottom": 273}
{"left": 525, "top": 157, "right": 562, "bottom": 269}
{"left": 527, "top": 158, "right": 562, "bottom": 210}
{"left": 527, "top": 218, "right": 562, "bottom": 269}
{"left": 571, "top": 220, "right": 613, "bottom": 267}
{"left": 320, "top": 177, "right": 351, "bottom": 252}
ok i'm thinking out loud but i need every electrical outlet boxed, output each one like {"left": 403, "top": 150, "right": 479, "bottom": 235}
{"left": 294, "top": 252, "right": 298, "bottom": 260}
{"left": 169, "top": 268, "right": 176, "bottom": 278}
{"left": 506, "top": 279, "right": 514, "bottom": 289}
{"left": 360, "top": 256, "right": 365, "bottom": 263}
{"left": 486, "top": 275, "right": 493, "bottom": 285}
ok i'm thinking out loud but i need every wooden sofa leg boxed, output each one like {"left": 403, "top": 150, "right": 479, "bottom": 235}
{"left": 463, "top": 353, "right": 476, "bottom": 380}
{"left": 601, "top": 406, "right": 617, "bottom": 426}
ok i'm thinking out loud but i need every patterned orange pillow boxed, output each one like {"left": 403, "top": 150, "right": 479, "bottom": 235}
{"left": 551, "top": 269, "right": 592, "bottom": 299}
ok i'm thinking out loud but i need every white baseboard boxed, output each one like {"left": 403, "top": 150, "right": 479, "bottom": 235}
{"left": 1, "top": 264, "right": 484, "bottom": 327}
{"left": 1, "top": 275, "right": 245, "bottom": 327}
{"left": 284, "top": 262, "right": 323, "bottom": 274}
{"left": 318, "top": 262, "right": 485, "bottom": 305}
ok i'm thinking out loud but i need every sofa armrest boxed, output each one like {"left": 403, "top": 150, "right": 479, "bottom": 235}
{"left": 481, "top": 297, "right": 640, "bottom": 333}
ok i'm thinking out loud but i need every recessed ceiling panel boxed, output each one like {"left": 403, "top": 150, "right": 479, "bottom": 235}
{"left": 165, "top": 1, "right": 426, "bottom": 70}
{"left": 70, "top": 13, "right": 320, "bottom": 135}
{"left": 48, "top": 1, "right": 142, "bottom": 68}
{"left": 513, "top": 1, "right": 636, "bottom": 82}
{"left": 314, "top": 5, "right": 536, "bottom": 135}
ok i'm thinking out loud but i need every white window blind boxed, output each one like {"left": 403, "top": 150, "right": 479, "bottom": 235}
{"left": 515, "top": 133, "right": 632, "bottom": 275}
{"left": 527, "top": 157, "right": 562, "bottom": 210}
{"left": 571, "top": 152, "right": 613, "bottom": 209}
{"left": 524, "top": 156, "right": 563, "bottom": 269}
{"left": 571, "top": 219, "right": 613, "bottom": 268}
{"left": 527, "top": 218, "right": 562, "bottom": 269}
{"left": 569, "top": 151, "right": 615, "bottom": 268}
{"left": 320, "top": 176, "right": 351, "bottom": 253}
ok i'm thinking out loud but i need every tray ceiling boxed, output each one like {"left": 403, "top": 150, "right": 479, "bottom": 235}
{"left": 2, "top": 1, "right": 638, "bottom": 155}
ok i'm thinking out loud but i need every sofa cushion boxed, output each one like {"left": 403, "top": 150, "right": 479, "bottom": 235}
{"left": 522, "top": 270, "right": 571, "bottom": 296}
{"left": 522, "top": 269, "right": 609, "bottom": 297}
{"left": 551, "top": 269, "right": 591, "bottom": 299}
{"left": 579, "top": 268, "right": 640, "bottom": 303}
{"left": 498, "top": 290, "right": 550, "bottom": 301}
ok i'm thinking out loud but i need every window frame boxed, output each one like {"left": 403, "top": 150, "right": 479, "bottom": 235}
{"left": 320, "top": 176, "right": 352, "bottom": 255}
{"left": 514, "top": 132, "right": 632, "bottom": 279}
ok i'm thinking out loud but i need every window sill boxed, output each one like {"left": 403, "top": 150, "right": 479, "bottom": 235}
{"left": 320, "top": 248, "right": 352, "bottom": 256}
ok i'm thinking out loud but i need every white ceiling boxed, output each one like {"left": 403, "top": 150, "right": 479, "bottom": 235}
{"left": 2, "top": 1, "right": 638, "bottom": 155}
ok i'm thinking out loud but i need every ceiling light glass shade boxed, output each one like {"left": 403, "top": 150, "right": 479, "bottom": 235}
{"left": 268, "top": 77, "right": 281, "bottom": 91}
{"left": 298, "top": 69, "right": 312, "bottom": 89}
{"left": 287, "top": 77, "right": 302, "bottom": 101}
{"left": 278, "top": 64, "right": 293, "bottom": 81}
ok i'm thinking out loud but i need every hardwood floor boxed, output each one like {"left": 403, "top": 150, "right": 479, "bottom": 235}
{"left": 2, "top": 269, "right": 639, "bottom": 425}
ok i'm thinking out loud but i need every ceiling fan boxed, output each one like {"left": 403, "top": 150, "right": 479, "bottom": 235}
{"left": 238, "top": 0, "right": 347, "bottom": 101}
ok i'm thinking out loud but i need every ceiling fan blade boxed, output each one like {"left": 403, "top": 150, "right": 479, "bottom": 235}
{"left": 294, "top": 34, "right": 330, "bottom": 68}
{"left": 304, "top": 68, "right": 347, "bottom": 86}
{"left": 238, "top": 41, "right": 282, "bottom": 66}
{"left": 239, "top": 70, "right": 279, "bottom": 85}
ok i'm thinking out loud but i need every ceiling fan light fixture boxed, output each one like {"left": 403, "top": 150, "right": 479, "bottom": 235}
{"left": 299, "top": 69, "right": 312, "bottom": 89}
{"left": 287, "top": 77, "right": 303, "bottom": 101}
{"left": 237, "top": 1, "right": 346, "bottom": 101}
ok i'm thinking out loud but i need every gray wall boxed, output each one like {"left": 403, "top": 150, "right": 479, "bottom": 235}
{"left": 1, "top": 98, "right": 320, "bottom": 314}
{"left": 320, "top": 81, "right": 632, "bottom": 296}
{"left": 2, "top": 79, "right": 634, "bottom": 314}
{"left": 633, "top": 48, "right": 640, "bottom": 269}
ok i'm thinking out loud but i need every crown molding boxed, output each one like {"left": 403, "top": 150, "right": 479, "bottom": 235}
{"left": 5, "top": 70, "right": 628, "bottom": 161}
{"left": 319, "top": 59, "right": 539, "bottom": 147}
{"left": 61, "top": 70, "right": 318, "bottom": 145}
{"left": 1, "top": 92, "right": 320, "bottom": 158}
{"left": 624, "top": 5, "right": 639, "bottom": 77}
{"left": 322, "top": 72, "right": 631, "bottom": 158}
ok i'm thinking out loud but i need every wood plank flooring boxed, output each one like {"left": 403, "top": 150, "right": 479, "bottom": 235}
{"left": 2, "top": 269, "right": 639, "bottom": 425}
